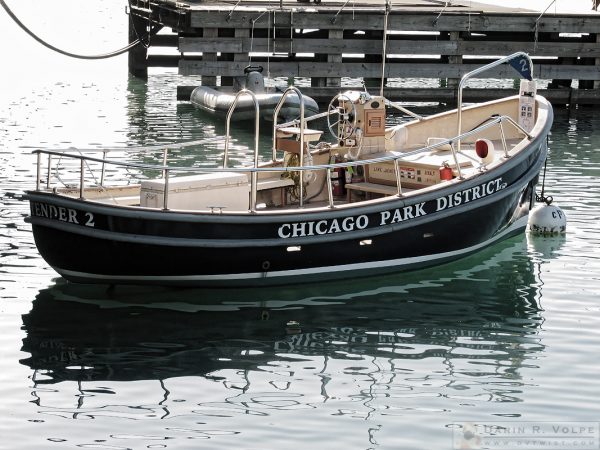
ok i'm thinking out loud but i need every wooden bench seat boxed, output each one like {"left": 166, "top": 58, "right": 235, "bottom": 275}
{"left": 255, "top": 176, "right": 295, "bottom": 205}
{"left": 95, "top": 195, "right": 140, "bottom": 206}
{"left": 255, "top": 176, "right": 294, "bottom": 191}
{"left": 345, "top": 182, "right": 400, "bottom": 201}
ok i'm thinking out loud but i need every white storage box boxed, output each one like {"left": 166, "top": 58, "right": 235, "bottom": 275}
{"left": 140, "top": 172, "right": 249, "bottom": 211}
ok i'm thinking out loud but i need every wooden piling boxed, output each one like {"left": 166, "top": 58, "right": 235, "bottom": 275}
{"left": 128, "top": 13, "right": 148, "bottom": 79}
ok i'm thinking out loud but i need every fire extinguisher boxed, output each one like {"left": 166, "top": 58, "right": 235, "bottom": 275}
{"left": 330, "top": 154, "right": 346, "bottom": 197}
{"left": 439, "top": 161, "right": 454, "bottom": 181}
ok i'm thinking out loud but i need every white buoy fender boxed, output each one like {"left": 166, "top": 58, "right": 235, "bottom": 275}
{"left": 528, "top": 203, "right": 567, "bottom": 235}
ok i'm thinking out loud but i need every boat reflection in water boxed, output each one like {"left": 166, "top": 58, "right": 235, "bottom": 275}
{"left": 20, "top": 236, "right": 549, "bottom": 418}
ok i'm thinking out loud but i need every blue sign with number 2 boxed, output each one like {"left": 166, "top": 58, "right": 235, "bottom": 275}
{"left": 509, "top": 56, "right": 533, "bottom": 81}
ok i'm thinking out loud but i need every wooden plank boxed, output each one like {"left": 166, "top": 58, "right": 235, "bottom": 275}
{"left": 537, "top": 65, "right": 600, "bottom": 79}
{"left": 146, "top": 55, "right": 179, "bottom": 67}
{"left": 189, "top": 11, "right": 600, "bottom": 34}
{"left": 459, "top": 41, "right": 600, "bottom": 58}
{"left": 179, "top": 37, "right": 600, "bottom": 58}
{"left": 446, "top": 31, "right": 462, "bottom": 88}
{"left": 180, "top": 37, "right": 244, "bottom": 53}
{"left": 150, "top": 34, "right": 179, "bottom": 47}
{"left": 202, "top": 28, "right": 218, "bottom": 86}
{"left": 233, "top": 28, "right": 250, "bottom": 88}
{"left": 596, "top": 33, "right": 600, "bottom": 90}
{"left": 128, "top": 14, "right": 148, "bottom": 78}
{"left": 178, "top": 85, "right": 600, "bottom": 104}
{"left": 569, "top": 88, "right": 600, "bottom": 105}
{"left": 327, "top": 29, "right": 343, "bottom": 87}
{"left": 179, "top": 60, "right": 600, "bottom": 80}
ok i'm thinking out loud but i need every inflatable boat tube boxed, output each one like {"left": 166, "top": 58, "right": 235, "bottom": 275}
{"left": 190, "top": 86, "right": 320, "bottom": 122}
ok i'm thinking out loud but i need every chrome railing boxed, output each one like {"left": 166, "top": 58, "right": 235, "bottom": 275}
{"left": 32, "top": 113, "right": 531, "bottom": 211}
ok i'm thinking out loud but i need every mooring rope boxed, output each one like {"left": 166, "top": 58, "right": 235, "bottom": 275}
{"left": 331, "top": 0, "right": 352, "bottom": 24}
{"left": 432, "top": 1, "right": 451, "bottom": 27}
{"left": 533, "top": 0, "right": 557, "bottom": 52}
{"left": 249, "top": 10, "right": 268, "bottom": 64}
{"left": 0, "top": 0, "right": 158, "bottom": 59}
{"left": 468, "top": 0, "right": 472, "bottom": 33}
{"left": 226, "top": 0, "right": 243, "bottom": 22}
{"left": 536, "top": 137, "right": 554, "bottom": 205}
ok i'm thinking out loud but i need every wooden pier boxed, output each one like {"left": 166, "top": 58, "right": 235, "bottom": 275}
{"left": 128, "top": 0, "right": 600, "bottom": 105}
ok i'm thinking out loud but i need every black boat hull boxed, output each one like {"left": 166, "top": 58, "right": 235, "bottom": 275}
{"left": 25, "top": 137, "right": 548, "bottom": 287}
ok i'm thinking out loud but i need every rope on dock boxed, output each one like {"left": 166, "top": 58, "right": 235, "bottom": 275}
{"left": 533, "top": 0, "right": 557, "bottom": 51}
{"left": 331, "top": 0, "right": 353, "bottom": 24}
{"left": 0, "top": 0, "right": 159, "bottom": 60}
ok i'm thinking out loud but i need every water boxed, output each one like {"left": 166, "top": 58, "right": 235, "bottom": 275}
{"left": 2, "top": 2, "right": 600, "bottom": 449}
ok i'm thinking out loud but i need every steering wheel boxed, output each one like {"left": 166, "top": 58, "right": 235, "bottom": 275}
{"left": 327, "top": 93, "right": 357, "bottom": 141}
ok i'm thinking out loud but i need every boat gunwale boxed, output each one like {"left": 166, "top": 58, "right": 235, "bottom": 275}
{"left": 24, "top": 118, "right": 551, "bottom": 225}
{"left": 23, "top": 140, "right": 538, "bottom": 226}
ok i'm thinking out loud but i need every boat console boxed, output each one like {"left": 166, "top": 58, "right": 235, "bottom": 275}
{"left": 329, "top": 91, "right": 387, "bottom": 159}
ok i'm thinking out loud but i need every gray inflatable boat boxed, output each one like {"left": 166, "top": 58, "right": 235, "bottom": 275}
{"left": 190, "top": 66, "right": 319, "bottom": 122}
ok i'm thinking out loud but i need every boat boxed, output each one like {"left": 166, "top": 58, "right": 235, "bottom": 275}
{"left": 25, "top": 53, "right": 553, "bottom": 287}
{"left": 190, "top": 65, "right": 319, "bottom": 122}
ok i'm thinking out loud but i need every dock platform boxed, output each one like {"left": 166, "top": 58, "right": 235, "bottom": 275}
{"left": 128, "top": 0, "right": 600, "bottom": 105}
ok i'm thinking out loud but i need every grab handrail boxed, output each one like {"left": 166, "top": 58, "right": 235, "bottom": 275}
{"left": 223, "top": 88, "right": 261, "bottom": 212}
{"left": 457, "top": 52, "right": 533, "bottom": 152}
{"left": 272, "top": 86, "right": 306, "bottom": 206}
{"left": 33, "top": 136, "right": 224, "bottom": 155}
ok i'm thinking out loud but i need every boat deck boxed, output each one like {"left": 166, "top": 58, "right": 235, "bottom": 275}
{"left": 70, "top": 137, "right": 519, "bottom": 213}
